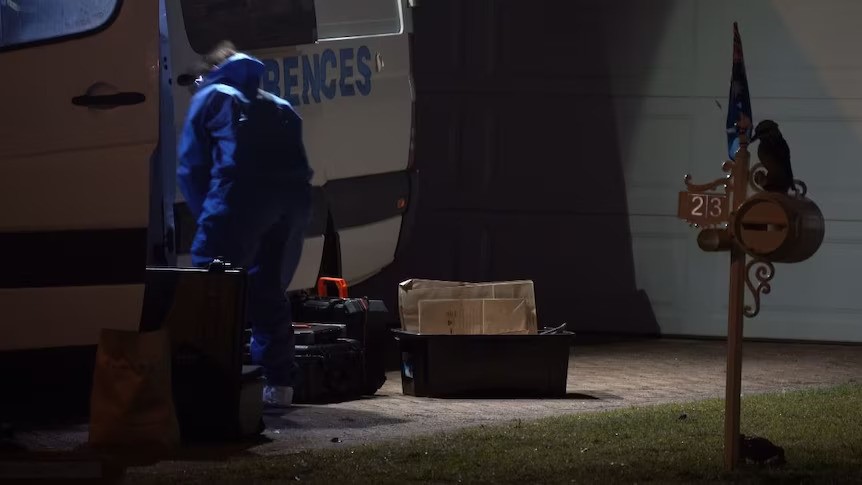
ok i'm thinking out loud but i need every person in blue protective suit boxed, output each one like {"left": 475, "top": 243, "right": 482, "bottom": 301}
{"left": 177, "top": 41, "right": 313, "bottom": 407}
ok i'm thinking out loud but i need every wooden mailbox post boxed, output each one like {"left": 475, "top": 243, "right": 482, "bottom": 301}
{"left": 677, "top": 119, "right": 825, "bottom": 471}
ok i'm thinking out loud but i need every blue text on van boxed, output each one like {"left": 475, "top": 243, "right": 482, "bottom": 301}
{"left": 260, "top": 46, "right": 373, "bottom": 106}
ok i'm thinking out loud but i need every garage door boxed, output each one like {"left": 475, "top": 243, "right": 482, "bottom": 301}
{"left": 360, "top": 0, "right": 862, "bottom": 342}
{"left": 610, "top": 0, "right": 862, "bottom": 342}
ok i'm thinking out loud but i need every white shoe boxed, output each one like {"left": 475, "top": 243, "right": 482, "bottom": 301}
{"left": 263, "top": 385, "right": 294, "bottom": 407}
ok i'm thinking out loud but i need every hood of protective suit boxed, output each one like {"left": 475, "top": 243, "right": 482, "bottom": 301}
{"left": 177, "top": 51, "right": 312, "bottom": 221}
{"left": 199, "top": 53, "right": 265, "bottom": 96}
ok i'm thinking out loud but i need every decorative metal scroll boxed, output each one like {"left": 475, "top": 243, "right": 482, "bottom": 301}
{"left": 743, "top": 258, "right": 776, "bottom": 318}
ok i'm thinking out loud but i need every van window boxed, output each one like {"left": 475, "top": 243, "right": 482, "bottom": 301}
{"left": 180, "top": 0, "right": 317, "bottom": 54}
{"left": 316, "top": 0, "right": 401, "bottom": 39}
{"left": 0, "top": 0, "right": 118, "bottom": 49}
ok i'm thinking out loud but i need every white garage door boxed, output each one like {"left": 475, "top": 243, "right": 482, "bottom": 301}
{"left": 605, "top": 0, "right": 862, "bottom": 341}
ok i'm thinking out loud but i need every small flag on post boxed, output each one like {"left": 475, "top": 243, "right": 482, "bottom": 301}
{"left": 726, "top": 22, "right": 753, "bottom": 159}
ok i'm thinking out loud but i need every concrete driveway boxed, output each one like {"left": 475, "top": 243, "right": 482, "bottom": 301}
{"left": 251, "top": 338, "right": 861, "bottom": 454}
{"left": 9, "top": 339, "right": 861, "bottom": 456}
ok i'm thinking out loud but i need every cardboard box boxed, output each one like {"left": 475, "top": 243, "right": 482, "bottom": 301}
{"left": 398, "top": 279, "right": 538, "bottom": 334}
{"left": 417, "top": 298, "right": 530, "bottom": 335}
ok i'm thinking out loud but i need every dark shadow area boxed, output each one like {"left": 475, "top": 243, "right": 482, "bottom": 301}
{"left": 0, "top": 345, "right": 96, "bottom": 424}
{"left": 571, "top": 391, "right": 626, "bottom": 401}
{"left": 143, "top": 436, "right": 271, "bottom": 463}
{"left": 0, "top": 429, "right": 271, "bottom": 480}
{"left": 438, "top": 391, "right": 604, "bottom": 401}
{"left": 0, "top": 422, "right": 271, "bottom": 459}
{"left": 0, "top": 440, "right": 286, "bottom": 485}
{"left": 353, "top": 0, "right": 667, "bottom": 336}
{"left": 263, "top": 406, "right": 409, "bottom": 431}
{"left": 287, "top": 392, "right": 401, "bottom": 406}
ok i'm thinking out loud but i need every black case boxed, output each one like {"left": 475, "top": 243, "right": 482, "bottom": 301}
{"left": 140, "top": 260, "right": 264, "bottom": 442}
{"left": 292, "top": 294, "right": 389, "bottom": 395}
{"left": 294, "top": 323, "right": 346, "bottom": 345}
{"left": 293, "top": 338, "right": 364, "bottom": 403}
{"left": 242, "top": 323, "right": 344, "bottom": 362}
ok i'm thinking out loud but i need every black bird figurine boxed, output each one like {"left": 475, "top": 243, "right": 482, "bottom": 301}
{"left": 751, "top": 119, "right": 794, "bottom": 194}
{"left": 739, "top": 434, "right": 786, "bottom": 466}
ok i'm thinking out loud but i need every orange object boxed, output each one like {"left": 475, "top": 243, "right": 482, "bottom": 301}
{"left": 317, "top": 277, "right": 348, "bottom": 298}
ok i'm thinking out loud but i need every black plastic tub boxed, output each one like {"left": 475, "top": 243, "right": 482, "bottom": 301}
{"left": 392, "top": 329, "right": 575, "bottom": 398}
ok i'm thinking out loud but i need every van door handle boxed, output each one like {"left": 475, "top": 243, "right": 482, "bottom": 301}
{"left": 72, "top": 92, "right": 146, "bottom": 108}
{"left": 71, "top": 83, "right": 145, "bottom": 109}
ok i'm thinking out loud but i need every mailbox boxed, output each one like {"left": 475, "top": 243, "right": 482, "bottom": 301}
{"left": 733, "top": 192, "right": 825, "bottom": 263}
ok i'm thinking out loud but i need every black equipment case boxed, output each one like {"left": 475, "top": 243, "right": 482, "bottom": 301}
{"left": 291, "top": 277, "right": 390, "bottom": 397}
{"left": 140, "top": 259, "right": 264, "bottom": 442}
{"left": 244, "top": 320, "right": 366, "bottom": 404}
{"left": 293, "top": 328, "right": 365, "bottom": 404}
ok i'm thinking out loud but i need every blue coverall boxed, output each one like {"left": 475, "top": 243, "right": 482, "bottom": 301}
{"left": 177, "top": 53, "right": 313, "bottom": 387}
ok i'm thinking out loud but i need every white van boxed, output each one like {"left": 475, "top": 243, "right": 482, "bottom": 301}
{"left": 167, "top": 0, "right": 417, "bottom": 291}
{"left": 0, "top": 0, "right": 416, "bottom": 357}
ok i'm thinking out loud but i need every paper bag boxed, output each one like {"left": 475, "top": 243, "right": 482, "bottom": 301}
{"left": 88, "top": 328, "right": 180, "bottom": 450}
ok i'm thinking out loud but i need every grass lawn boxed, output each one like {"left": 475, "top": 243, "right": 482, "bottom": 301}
{"left": 126, "top": 384, "right": 862, "bottom": 484}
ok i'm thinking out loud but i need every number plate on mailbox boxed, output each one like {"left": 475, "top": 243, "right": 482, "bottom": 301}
{"left": 678, "top": 192, "right": 729, "bottom": 225}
